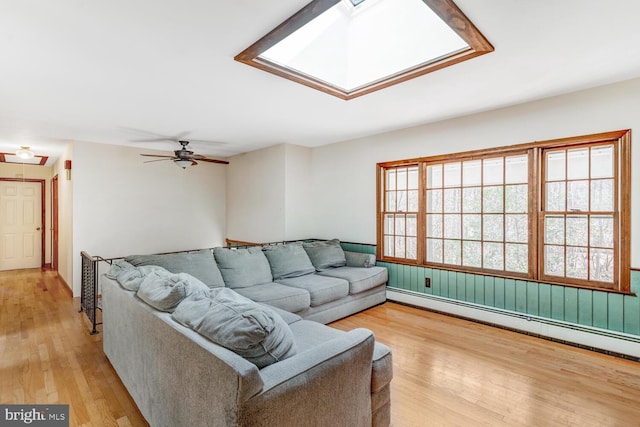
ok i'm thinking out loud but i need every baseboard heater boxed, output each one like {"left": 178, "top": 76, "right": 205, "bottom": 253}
{"left": 387, "top": 287, "right": 640, "bottom": 361}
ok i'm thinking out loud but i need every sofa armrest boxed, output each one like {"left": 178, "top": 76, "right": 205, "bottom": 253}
{"left": 345, "top": 251, "right": 377, "bottom": 268}
{"left": 240, "top": 328, "right": 375, "bottom": 426}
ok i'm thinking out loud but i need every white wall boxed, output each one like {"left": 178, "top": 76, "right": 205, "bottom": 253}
{"left": 310, "top": 77, "right": 640, "bottom": 266}
{"left": 71, "top": 141, "right": 226, "bottom": 296}
{"left": 0, "top": 162, "right": 53, "bottom": 265}
{"left": 284, "top": 144, "right": 313, "bottom": 240}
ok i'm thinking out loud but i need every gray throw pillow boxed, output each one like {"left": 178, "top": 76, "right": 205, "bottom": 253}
{"left": 172, "top": 288, "right": 297, "bottom": 368}
{"left": 213, "top": 247, "right": 273, "bottom": 289}
{"left": 136, "top": 271, "right": 210, "bottom": 312}
{"left": 262, "top": 244, "right": 315, "bottom": 280}
{"left": 125, "top": 249, "right": 225, "bottom": 289}
{"left": 302, "top": 239, "right": 347, "bottom": 271}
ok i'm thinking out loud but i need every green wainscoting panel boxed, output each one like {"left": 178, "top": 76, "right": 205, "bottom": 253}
{"left": 538, "top": 284, "right": 552, "bottom": 318}
{"left": 577, "top": 289, "right": 593, "bottom": 327}
{"left": 526, "top": 282, "right": 539, "bottom": 315}
{"left": 504, "top": 279, "right": 516, "bottom": 311}
{"left": 564, "top": 288, "right": 578, "bottom": 323}
{"left": 357, "top": 244, "right": 640, "bottom": 338}
{"left": 550, "top": 286, "right": 565, "bottom": 320}
{"left": 608, "top": 293, "right": 625, "bottom": 332}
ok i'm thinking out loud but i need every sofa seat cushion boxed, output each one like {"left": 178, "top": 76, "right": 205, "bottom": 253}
{"left": 371, "top": 342, "right": 393, "bottom": 393}
{"left": 317, "top": 266, "right": 388, "bottom": 295}
{"left": 262, "top": 244, "right": 316, "bottom": 280}
{"left": 234, "top": 283, "right": 310, "bottom": 313}
{"left": 136, "top": 271, "right": 210, "bottom": 312}
{"left": 275, "top": 274, "right": 349, "bottom": 307}
{"left": 125, "top": 249, "right": 225, "bottom": 289}
{"left": 214, "top": 247, "right": 273, "bottom": 289}
{"left": 172, "top": 288, "right": 297, "bottom": 368}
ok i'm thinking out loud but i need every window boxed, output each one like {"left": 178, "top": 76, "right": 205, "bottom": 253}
{"left": 377, "top": 130, "right": 631, "bottom": 292}
{"left": 235, "top": 0, "right": 493, "bottom": 99}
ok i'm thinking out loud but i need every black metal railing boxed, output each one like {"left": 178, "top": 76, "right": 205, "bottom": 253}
{"left": 80, "top": 251, "right": 108, "bottom": 335}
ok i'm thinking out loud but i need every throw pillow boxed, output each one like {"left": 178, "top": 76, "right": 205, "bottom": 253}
{"left": 136, "top": 271, "right": 210, "bottom": 312}
{"left": 302, "top": 239, "right": 347, "bottom": 271}
{"left": 262, "top": 244, "right": 315, "bottom": 280}
{"left": 172, "top": 288, "right": 297, "bottom": 368}
{"left": 213, "top": 247, "right": 273, "bottom": 288}
{"left": 125, "top": 249, "right": 225, "bottom": 289}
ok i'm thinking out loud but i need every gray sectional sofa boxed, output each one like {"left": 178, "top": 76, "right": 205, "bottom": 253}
{"left": 101, "top": 240, "right": 392, "bottom": 427}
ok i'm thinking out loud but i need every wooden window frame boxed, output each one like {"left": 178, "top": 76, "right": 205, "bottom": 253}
{"left": 376, "top": 130, "right": 631, "bottom": 293}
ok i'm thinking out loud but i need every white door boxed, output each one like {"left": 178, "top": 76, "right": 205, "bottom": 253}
{"left": 0, "top": 181, "right": 42, "bottom": 270}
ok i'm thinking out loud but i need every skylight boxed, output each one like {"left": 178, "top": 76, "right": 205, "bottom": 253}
{"left": 236, "top": 0, "right": 493, "bottom": 100}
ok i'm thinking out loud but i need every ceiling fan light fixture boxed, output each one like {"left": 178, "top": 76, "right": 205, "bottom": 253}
{"left": 174, "top": 159, "right": 193, "bottom": 169}
{"left": 16, "top": 146, "right": 35, "bottom": 160}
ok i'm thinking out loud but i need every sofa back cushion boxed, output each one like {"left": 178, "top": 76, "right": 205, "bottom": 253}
{"left": 262, "top": 244, "right": 316, "bottom": 280}
{"left": 125, "top": 249, "right": 225, "bottom": 289}
{"left": 302, "top": 239, "right": 347, "bottom": 271}
{"left": 136, "top": 271, "right": 210, "bottom": 312}
{"left": 172, "top": 288, "right": 297, "bottom": 368}
{"left": 213, "top": 247, "right": 273, "bottom": 288}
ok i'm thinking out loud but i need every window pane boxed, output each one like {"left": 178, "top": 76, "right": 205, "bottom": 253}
{"left": 427, "top": 189, "right": 442, "bottom": 213}
{"left": 395, "top": 236, "right": 406, "bottom": 258}
{"left": 591, "top": 179, "right": 614, "bottom": 212}
{"left": 505, "top": 243, "right": 528, "bottom": 273}
{"left": 566, "top": 246, "right": 588, "bottom": 280}
{"left": 545, "top": 182, "right": 566, "bottom": 211}
{"left": 483, "top": 157, "right": 504, "bottom": 185}
{"left": 462, "top": 187, "right": 481, "bottom": 213}
{"left": 462, "top": 214, "right": 481, "bottom": 240}
{"left": 444, "top": 188, "right": 461, "bottom": 213}
{"left": 505, "top": 155, "right": 528, "bottom": 184}
{"left": 384, "top": 235, "right": 394, "bottom": 257}
{"left": 444, "top": 239, "right": 461, "bottom": 265}
{"left": 462, "top": 241, "right": 482, "bottom": 268}
{"left": 386, "top": 191, "right": 396, "bottom": 211}
{"left": 407, "top": 214, "right": 417, "bottom": 237}
{"left": 483, "top": 214, "right": 504, "bottom": 242}
{"left": 566, "top": 215, "right": 588, "bottom": 247}
{"left": 483, "top": 186, "right": 503, "bottom": 213}
{"left": 408, "top": 167, "right": 419, "bottom": 189}
{"left": 590, "top": 248, "right": 614, "bottom": 283}
{"left": 544, "top": 245, "right": 565, "bottom": 277}
{"left": 384, "top": 214, "right": 394, "bottom": 234}
{"left": 544, "top": 215, "right": 565, "bottom": 245}
{"left": 396, "top": 190, "right": 407, "bottom": 212}
{"left": 397, "top": 169, "right": 407, "bottom": 190}
{"left": 427, "top": 165, "right": 442, "bottom": 188}
{"left": 444, "top": 162, "right": 461, "bottom": 187}
{"left": 427, "top": 239, "right": 443, "bottom": 263}
{"left": 590, "top": 215, "right": 614, "bottom": 248}
{"left": 567, "top": 148, "right": 589, "bottom": 180}
{"left": 444, "top": 214, "right": 461, "bottom": 239}
{"left": 546, "top": 151, "right": 565, "bottom": 181}
{"left": 463, "top": 160, "right": 481, "bottom": 186}
{"left": 408, "top": 190, "right": 419, "bottom": 212}
{"left": 567, "top": 180, "right": 589, "bottom": 212}
{"left": 505, "top": 214, "right": 527, "bottom": 243}
{"left": 591, "top": 146, "right": 613, "bottom": 179}
{"left": 426, "top": 214, "right": 442, "bottom": 238}
{"left": 395, "top": 214, "right": 405, "bottom": 236}
{"left": 505, "top": 184, "right": 528, "bottom": 213}
{"left": 406, "top": 237, "right": 417, "bottom": 260}
{"left": 387, "top": 170, "right": 397, "bottom": 190}
{"left": 483, "top": 242, "right": 504, "bottom": 270}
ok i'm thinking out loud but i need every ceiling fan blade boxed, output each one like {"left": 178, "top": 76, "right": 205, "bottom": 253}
{"left": 131, "top": 137, "right": 177, "bottom": 143}
{"left": 140, "top": 154, "right": 174, "bottom": 158}
{"left": 197, "top": 157, "right": 230, "bottom": 165}
{"left": 143, "top": 158, "right": 174, "bottom": 163}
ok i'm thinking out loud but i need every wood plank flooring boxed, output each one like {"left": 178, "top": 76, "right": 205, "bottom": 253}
{"left": 1, "top": 269, "right": 639, "bottom": 426}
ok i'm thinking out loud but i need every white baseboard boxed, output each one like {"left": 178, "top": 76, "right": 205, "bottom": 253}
{"left": 387, "top": 288, "right": 640, "bottom": 359}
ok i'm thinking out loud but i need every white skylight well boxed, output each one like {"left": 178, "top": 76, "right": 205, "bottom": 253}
{"left": 236, "top": 0, "right": 493, "bottom": 99}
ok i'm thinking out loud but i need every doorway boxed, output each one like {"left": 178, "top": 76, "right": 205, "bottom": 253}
{"left": 52, "top": 174, "right": 59, "bottom": 272}
{"left": 0, "top": 179, "right": 45, "bottom": 271}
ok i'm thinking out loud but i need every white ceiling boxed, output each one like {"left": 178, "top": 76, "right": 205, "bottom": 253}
{"left": 2, "top": 0, "right": 640, "bottom": 165}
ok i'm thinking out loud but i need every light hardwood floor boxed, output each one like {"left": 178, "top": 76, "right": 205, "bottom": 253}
{"left": 1, "top": 269, "right": 639, "bottom": 427}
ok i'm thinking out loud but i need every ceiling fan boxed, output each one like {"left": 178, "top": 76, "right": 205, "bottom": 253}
{"left": 140, "top": 140, "right": 229, "bottom": 169}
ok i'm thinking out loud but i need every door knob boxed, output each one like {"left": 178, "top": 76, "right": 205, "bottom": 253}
{"left": 36, "top": 227, "right": 41, "bottom": 231}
